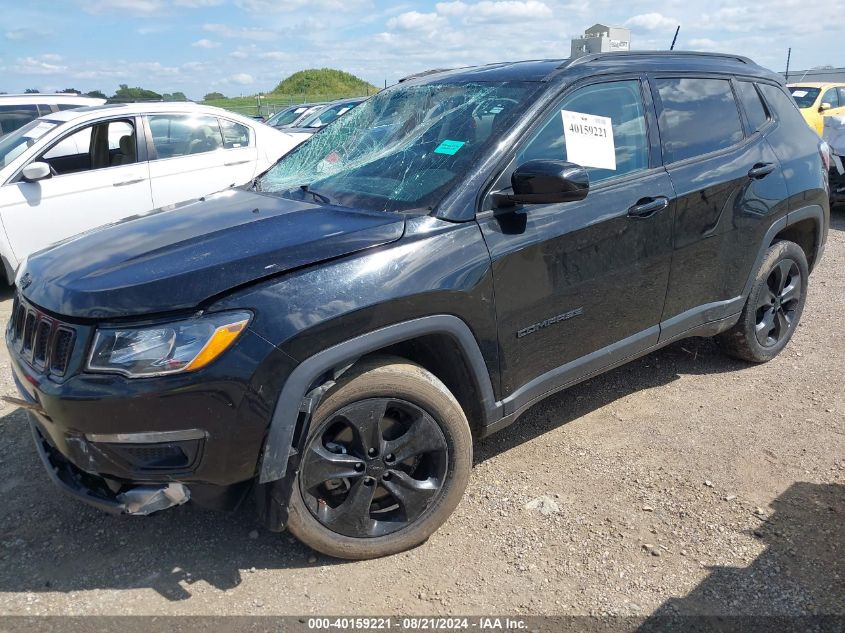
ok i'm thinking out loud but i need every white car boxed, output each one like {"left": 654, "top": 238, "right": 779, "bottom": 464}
{"left": 0, "top": 102, "right": 303, "bottom": 282}
{"left": 0, "top": 93, "right": 106, "bottom": 136}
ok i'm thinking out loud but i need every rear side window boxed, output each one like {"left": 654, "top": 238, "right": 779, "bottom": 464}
{"left": 758, "top": 83, "right": 805, "bottom": 123}
{"left": 655, "top": 78, "right": 744, "bottom": 163}
{"left": 736, "top": 81, "right": 769, "bottom": 132}
{"left": 0, "top": 104, "right": 40, "bottom": 135}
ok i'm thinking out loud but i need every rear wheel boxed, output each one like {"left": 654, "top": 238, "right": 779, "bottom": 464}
{"left": 286, "top": 356, "right": 472, "bottom": 559}
{"left": 717, "top": 240, "right": 809, "bottom": 363}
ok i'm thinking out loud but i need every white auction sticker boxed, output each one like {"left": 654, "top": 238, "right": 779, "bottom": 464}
{"left": 560, "top": 110, "right": 616, "bottom": 170}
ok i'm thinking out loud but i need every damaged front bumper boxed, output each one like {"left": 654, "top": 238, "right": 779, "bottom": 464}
{"left": 30, "top": 420, "right": 190, "bottom": 516}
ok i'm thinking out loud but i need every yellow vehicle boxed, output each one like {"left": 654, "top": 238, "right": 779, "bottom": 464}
{"left": 787, "top": 82, "right": 845, "bottom": 135}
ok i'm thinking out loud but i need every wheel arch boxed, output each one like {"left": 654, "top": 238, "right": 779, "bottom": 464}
{"left": 772, "top": 206, "right": 825, "bottom": 271}
{"left": 258, "top": 315, "right": 501, "bottom": 484}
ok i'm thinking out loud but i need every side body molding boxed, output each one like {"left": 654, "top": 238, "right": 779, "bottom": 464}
{"left": 258, "top": 315, "right": 501, "bottom": 483}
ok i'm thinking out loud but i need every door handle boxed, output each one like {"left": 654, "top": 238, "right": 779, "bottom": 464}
{"left": 224, "top": 159, "right": 250, "bottom": 166}
{"left": 627, "top": 196, "right": 669, "bottom": 218}
{"left": 747, "top": 163, "right": 775, "bottom": 179}
{"left": 113, "top": 178, "right": 144, "bottom": 187}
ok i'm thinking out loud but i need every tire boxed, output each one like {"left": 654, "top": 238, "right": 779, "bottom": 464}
{"left": 716, "top": 240, "right": 809, "bottom": 363}
{"left": 286, "top": 355, "right": 472, "bottom": 559}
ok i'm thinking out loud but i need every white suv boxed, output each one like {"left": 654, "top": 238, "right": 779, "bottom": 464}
{"left": 0, "top": 94, "right": 106, "bottom": 136}
{"left": 0, "top": 102, "right": 304, "bottom": 281}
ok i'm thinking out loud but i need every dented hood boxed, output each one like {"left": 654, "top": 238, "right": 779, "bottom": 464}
{"left": 20, "top": 188, "right": 406, "bottom": 319}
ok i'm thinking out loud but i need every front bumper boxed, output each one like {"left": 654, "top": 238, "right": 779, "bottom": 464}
{"left": 29, "top": 419, "right": 190, "bottom": 516}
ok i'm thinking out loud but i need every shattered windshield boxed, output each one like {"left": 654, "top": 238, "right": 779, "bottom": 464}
{"left": 258, "top": 81, "right": 535, "bottom": 213}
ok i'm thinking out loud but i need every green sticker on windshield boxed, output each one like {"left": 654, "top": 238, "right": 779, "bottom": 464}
{"left": 434, "top": 139, "right": 465, "bottom": 155}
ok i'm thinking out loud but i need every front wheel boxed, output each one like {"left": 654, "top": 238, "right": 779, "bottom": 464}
{"left": 286, "top": 356, "right": 472, "bottom": 559}
{"left": 717, "top": 240, "right": 809, "bottom": 363}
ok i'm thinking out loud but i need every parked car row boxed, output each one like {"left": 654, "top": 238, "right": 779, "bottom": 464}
{"left": 6, "top": 52, "right": 831, "bottom": 561}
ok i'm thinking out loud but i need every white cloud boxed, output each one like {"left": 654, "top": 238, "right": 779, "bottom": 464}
{"left": 688, "top": 38, "right": 719, "bottom": 51}
{"left": 192, "top": 38, "right": 220, "bottom": 48}
{"left": 436, "top": 1, "right": 552, "bottom": 22}
{"left": 81, "top": 0, "right": 164, "bottom": 14}
{"left": 259, "top": 51, "right": 290, "bottom": 61}
{"left": 235, "top": 0, "right": 371, "bottom": 12}
{"left": 15, "top": 55, "right": 68, "bottom": 75}
{"left": 387, "top": 11, "right": 447, "bottom": 32}
{"left": 229, "top": 72, "right": 255, "bottom": 85}
{"left": 203, "top": 23, "right": 277, "bottom": 41}
{"left": 625, "top": 13, "right": 678, "bottom": 31}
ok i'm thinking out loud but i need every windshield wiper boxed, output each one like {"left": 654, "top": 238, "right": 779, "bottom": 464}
{"left": 299, "top": 184, "right": 333, "bottom": 205}
{"left": 251, "top": 177, "right": 262, "bottom": 192}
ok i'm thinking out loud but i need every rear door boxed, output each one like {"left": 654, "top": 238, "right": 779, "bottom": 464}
{"left": 144, "top": 113, "right": 228, "bottom": 208}
{"left": 651, "top": 75, "right": 789, "bottom": 339}
{"left": 0, "top": 116, "right": 152, "bottom": 260}
{"left": 478, "top": 77, "right": 675, "bottom": 402}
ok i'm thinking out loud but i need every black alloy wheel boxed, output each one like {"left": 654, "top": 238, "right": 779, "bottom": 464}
{"left": 299, "top": 397, "right": 449, "bottom": 538}
{"left": 755, "top": 258, "right": 802, "bottom": 347}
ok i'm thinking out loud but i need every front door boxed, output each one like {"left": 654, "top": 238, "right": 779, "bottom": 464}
{"left": 478, "top": 78, "right": 675, "bottom": 408}
{"left": 0, "top": 117, "right": 152, "bottom": 262}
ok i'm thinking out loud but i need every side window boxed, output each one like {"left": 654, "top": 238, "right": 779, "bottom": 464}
{"left": 219, "top": 118, "right": 251, "bottom": 149}
{"left": 758, "top": 83, "right": 805, "bottom": 122}
{"left": 0, "top": 104, "right": 40, "bottom": 135}
{"left": 38, "top": 119, "right": 136, "bottom": 175}
{"left": 518, "top": 80, "right": 649, "bottom": 184}
{"left": 655, "top": 78, "right": 744, "bottom": 163}
{"left": 736, "top": 81, "right": 769, "bottom": 133}
{"left": 839, "top": 87, "right": 845, "bottom": 107}
{"left": 821, "top": 88, "right": 840, "bottom": 109}
{"left": 147, "top": 114, "right": 224, "bottom": 159}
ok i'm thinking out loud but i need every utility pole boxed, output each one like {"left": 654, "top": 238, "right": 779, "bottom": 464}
{"left": 670, "top": 26, "right": 680, "bottom": 50}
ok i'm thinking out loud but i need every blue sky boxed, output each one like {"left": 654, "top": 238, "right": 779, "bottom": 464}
{"left": 1, "top": 0, "right": 841, "bottom": 99}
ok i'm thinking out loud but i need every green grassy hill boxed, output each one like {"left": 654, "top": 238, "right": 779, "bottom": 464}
{"left": 272, "top": 68, "right": 378, "bottom": 96}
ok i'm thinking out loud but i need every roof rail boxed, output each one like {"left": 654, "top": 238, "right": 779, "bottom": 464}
{"left": 560, "top": 50, "right": 754, "bottom": 70}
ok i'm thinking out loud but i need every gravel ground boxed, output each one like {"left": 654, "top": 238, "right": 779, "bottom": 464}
{"left": 0, "top": 211, "right": 842, "bottom": 619}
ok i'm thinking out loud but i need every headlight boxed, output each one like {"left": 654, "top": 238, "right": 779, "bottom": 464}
{"left": 87, "top": 311, "right": 251, "bottom": 377}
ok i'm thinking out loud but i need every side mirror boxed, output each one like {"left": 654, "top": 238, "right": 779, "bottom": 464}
{"left": 494, "top": 159, "right": 589, "bottom": 207}
{"left": 819, "top": 102, "right": 832, "bottom": 112}
{"left": 21, "top": 161, "right": 52, "bottom": 183}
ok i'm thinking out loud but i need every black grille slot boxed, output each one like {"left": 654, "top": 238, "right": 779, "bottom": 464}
{"left": 13, "top": 303, "right": 26, "bottom": 340}
{"left": 22, "top": 311, "right": 36, "bottom": 354}
{"left": 33, "top": 320, "right": 51, "bottom": 366}
{"left": 50, "top": 328, "right": 75, "bottom": 376}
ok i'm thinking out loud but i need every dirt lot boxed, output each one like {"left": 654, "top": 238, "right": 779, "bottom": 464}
{"left": 0, "top": 213, "right": 842, "bottom": 620}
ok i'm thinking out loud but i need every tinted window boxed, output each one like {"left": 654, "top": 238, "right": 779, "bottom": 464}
{"left": 219, "top": 118, "right": 250, "bottom": 148}
{"left": 759, "top": 83, "right": 805, "bottom": 123}
{"left": 655, "top": 78, "right": 744, "bottom": 163}
{"left": 839, "top": 88, "right": 845, "bottom": 105}
{"left": 0, "top": 104, "right": 40, "bottom": 135}
{"left": 736, "top": 81, "right": 769, "bottom": 132}
{"left": 518, "top": 80, "right": 649, "bottom": 184}
{"left": 821, "top": 88, "right": 840, "bottom": 108}
{"left": 38, "top": 119, "right": 137, "bottom": 175}
{"left": 147, "top": 114, "right": 223, "bottom": 159}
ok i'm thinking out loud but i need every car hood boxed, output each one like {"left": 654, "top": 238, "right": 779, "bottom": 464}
{"left": 20, "top": 188, "right": 406, "bottom": 320}
{"left": 284, "top": 127, "right": 319, "bottom": 135}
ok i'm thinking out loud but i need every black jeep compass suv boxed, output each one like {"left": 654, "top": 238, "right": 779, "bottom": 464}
{"left": 7, "top": 52, "right": 829, "bottom": 559}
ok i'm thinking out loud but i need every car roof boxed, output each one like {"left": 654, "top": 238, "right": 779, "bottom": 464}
{"left": 787, "top": 82, "right": 845, "bottom": 88}
{"left": 41, "top": 101, "right": 245, "bottom": 123}
{"left": 0, "top": 94, "right": 105, "bottom": 104}
{"left": 401, "top": 51, "right": 781, "bottom": 86}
